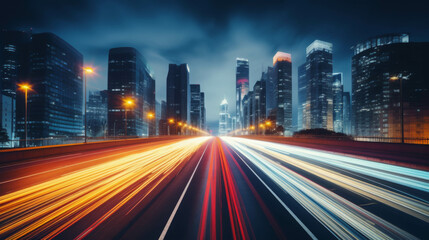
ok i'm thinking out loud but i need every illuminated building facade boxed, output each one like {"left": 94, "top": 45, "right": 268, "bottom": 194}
{"left": 16, "top": 33, "right": 83, "bottom": 143}
{"left": 200, "top": 92, "right": 206, "bottom": 130}
{"left": 219, "top": 98, "right": 229, "bottom": 135}
{"left": 87, "top": 90, "right": 108, "bottom": 137}
{"left": 333, "top": 73, "right": 343, "bottom": 133}
{"left": 297, "top": 63, "right": 307, "bottom": 130}
{"left": 107, "top": 47, "right": 153, "bottom": 137}
{"left": 352, "top": 34, "right": 429, "bottom": 141}
{"left": 342, "top": 92, "right": 351, "bottom": 135}
{"left": 190, "top": 84, "right": 201, "bottom": 128}
{"left": 305, "top": 40, "right": 333, "bottom": 130}
{"left": 0, "top": 30, "right": 30, "bottom": 143}
{"left": 166, "top": 63, "right": 190, "bottom": 134}
{"left": 236, "top": 58, "right": 249, "bottom": 129}
{"left": 273, "top": 51, "right": 292, "bottom": 135}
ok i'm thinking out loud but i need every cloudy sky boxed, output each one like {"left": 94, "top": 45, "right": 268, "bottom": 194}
{"left": 2, "top": 0, "right": 428, "bottom": 129}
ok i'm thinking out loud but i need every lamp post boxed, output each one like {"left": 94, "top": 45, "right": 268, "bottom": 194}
{"left": 147, "top": 112, "right": 154, "bottom": 136}
{"left": 124, "top": 99, "right": 134, "bottom": 138}
{"left": 83, "top": 67, "right": 94, "bottom": 143}
{"left": 18, "top": 84, "right": 32, "bottom": 147}
{"left": 259, "top": 123, "right": 265, "bottom": 135}
{"left": 168, "top": 118, "right": 174, "bottom": 136}
{"left": 390, "top": 76, "right": 404, "bottom": 143}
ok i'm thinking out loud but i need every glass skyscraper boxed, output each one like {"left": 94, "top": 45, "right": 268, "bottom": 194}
{"left": 297, "top": 63, "right": 307, "bottom": 131}
{"left": 190, "top": 84, "right": 201, "bottom": 128}
{"left": 332, "top": 73, "right": 343, "bottom": 133}
{"left": 166, "top": 63, "right": 190, "bottom": 134}
{"left": 15, "top": 33, "right": 83, "bottom": 144}
{"left": 273, "top": 51, "right": 292, "bottom": 135}
{"left": 352, "top": 34, "right": 429, "bottom": 141}
{"left": 236, "top": 58, "right": 249, "bottom": 130}
{"left": 87, "top": 90, "right": 108, "bottom": 137}
{"left": 107, "top": 47, "right": 154, "bottom": 137}
{"left": 305, "top": 40, "right": 333, "bottom": 130}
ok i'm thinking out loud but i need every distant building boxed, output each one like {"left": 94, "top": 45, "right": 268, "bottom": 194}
{"left": 87, "top": 90, "right": 108, "bottom": 137}
{"left": 200, "top": 92, "right": 206, "bottom": 130}
{"left": 107, "top": 47, "right": 154, "bottom": 137}
{"left": 166, "top": 64, "right": 190, "bottom": 134}
{"left": 352, "top": 34, "right": 429, "bottom": 141}
{"left": 0, "top": 30, "right": 30, "bottom": 143}
{"left": 305, "top": 40, "right": 333, "bottom": 130}
{"left": 265, "top": 66, "right": 276, "bottom": 117}
{"left": 242, "top": 91, "right": 254, "bottom": 130}
{"left": 236, "top": 58, "right": 249, "bottom": 129}
{"left": 15, "top": 33, "right": 83, "bottom": 144}
{"left": 297, "top": 63, "right": 307, "bottom": 131}
{"left": 190, "top": 84, "right": 201, "bottom": 128}
{"left": 253, "top": 78, "right": 266, "bottom": 133}
{"left": 219, "top": 98, "right": 229, "bottom": 135}
{"left": 0, "top": 94, "right": 15, "bottom": 147}
{"left": 273, "top": 51, "right": 292, "bottom": 135}
{"left": 158, "top": 100, "right": 168, "bottom": 135}
{"left": 332, "top": 73, "right": 343, "bottom": 133}
{"left": 0, "top": 30, "right": 30, "bottom": 97}
{"left": 342, "top": 92, "right": 351, "bottom": 135}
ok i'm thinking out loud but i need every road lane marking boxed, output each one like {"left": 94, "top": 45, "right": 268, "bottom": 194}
{"left": 158, "top": 141, "right": 210, "bottom": 240}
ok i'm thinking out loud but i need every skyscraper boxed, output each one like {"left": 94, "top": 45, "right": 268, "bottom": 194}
{"left": 15, "top": 33, "right": 83, "bottom": 144}
{"left": 200, "top": 92, "right": 206, "bottom": 131}
{"left": 273, "top": 51, "right": 292, "bottom": 135}
{"left": 297, "top": 63, "right": 307, "bottom": 130}
{"left": 236, "top": 58, "right": 249, "bottom": 129}
{"left": 190, "top": 84, "right": 201, "bottom": 128}
{"left": 352, "top": 34, "right": 429, "bottom": 141}
{"left": 265, "top": 66, "right": 276, "bottom": 118}
{"left": 107, "top": 47, "right": 153, "bottom": 137}
{"left": 0, "top": 30, "right": 30, "bottom": 143}
{"left": 305, "top": 40, "right": 333, "bottom": 130}
{"left": 219, "top": 98, "right": 229, "bottom": 135}
{"left": 87, "top": 90, "right": 108, "bottom": 137}
{"left": 0, "top": 30, "right": 30, "bottom": 97}
{"left": 167, "top": 64, "right": 190, "bottom": 134}
{"left": 253, "top": 78, "right": 266, "bottom": 133}
{"left": 342, "top": 92, "right": 351, "bottom": 135}
{"left": 332, "top": 73, "right": 343, "bottom": 133}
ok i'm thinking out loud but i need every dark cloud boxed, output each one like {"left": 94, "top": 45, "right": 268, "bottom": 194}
{"left": 2, "top": 0, "right": 428, "bottom": 125}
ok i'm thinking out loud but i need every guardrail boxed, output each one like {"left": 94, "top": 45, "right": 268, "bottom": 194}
{"left": 0, "top": 136, "right": 193, "bottom": 163}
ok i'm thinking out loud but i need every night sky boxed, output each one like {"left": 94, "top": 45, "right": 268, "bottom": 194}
{"left": 2, "top": 0, "right": 428, "bottom": 129}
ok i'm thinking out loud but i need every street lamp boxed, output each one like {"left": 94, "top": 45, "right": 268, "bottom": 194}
{"left": 18, "top": 83, "right": 32, "bottom": 147}
{"left": 124, "top": 98, "right": 134, "bottom": 137}
{"left": 390, "top": 76, "right": 404, "bottom": 143}
{"left": 147, "top": 112, "right": 154, "bottom": 137}
{"left": 168, "top": 118, "right": 174, "bottom": 136}
{"left": 83, "top": 67, "right": 94, "bottom": 143}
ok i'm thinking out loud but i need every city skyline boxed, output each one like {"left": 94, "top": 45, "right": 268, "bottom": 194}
{"left": 2, "top": 0, "right": 428, "bottom": 126}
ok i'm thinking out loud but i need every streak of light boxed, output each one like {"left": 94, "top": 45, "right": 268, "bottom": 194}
{"left": 222, "top": 137, "right": 422, "bottom": 240}
{"left": 0, "top": 137, "right": 211, "bottom": 239}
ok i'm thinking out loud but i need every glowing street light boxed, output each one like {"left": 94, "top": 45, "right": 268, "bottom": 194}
{"left": 18, "top": 83, "right": 32, "bottom": 147}
{"left": 123, "top": 98, "right": 134, "bottom": 137}
{"left": 83, "top": 67, "right": 94, "bottom": 143}
{"left": 147, "top": 112, "right": 154, "bottom": 119}
{"left": 168, "top": 118, "right": 175, "bottom": 135}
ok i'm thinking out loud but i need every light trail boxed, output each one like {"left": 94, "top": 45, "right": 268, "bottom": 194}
{"left": 222, "top": 137, "right": 426, "bottom": 239}
{"left": 0, "top": 137, "right": 211, "bottom": 239}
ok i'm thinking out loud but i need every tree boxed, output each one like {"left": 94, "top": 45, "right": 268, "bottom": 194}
{"left": 0, "top": 128, "right": 10, "bottom": 146}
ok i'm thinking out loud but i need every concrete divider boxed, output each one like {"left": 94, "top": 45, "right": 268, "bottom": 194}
{"left": 0, "top": 136, "right": 193, "bottom": 163}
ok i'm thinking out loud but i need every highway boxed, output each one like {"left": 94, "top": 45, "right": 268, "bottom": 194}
{"left": 0, "top": 137, "right": 428, "bottom": 239}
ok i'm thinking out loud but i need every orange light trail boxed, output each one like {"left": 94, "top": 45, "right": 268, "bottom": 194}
{"left": 0, "top": 137, "right": 211, "bottom": 239}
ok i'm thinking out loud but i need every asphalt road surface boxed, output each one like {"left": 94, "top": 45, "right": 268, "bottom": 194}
{"left": 0, "top": 137, "right": 428, "bottom": 239}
